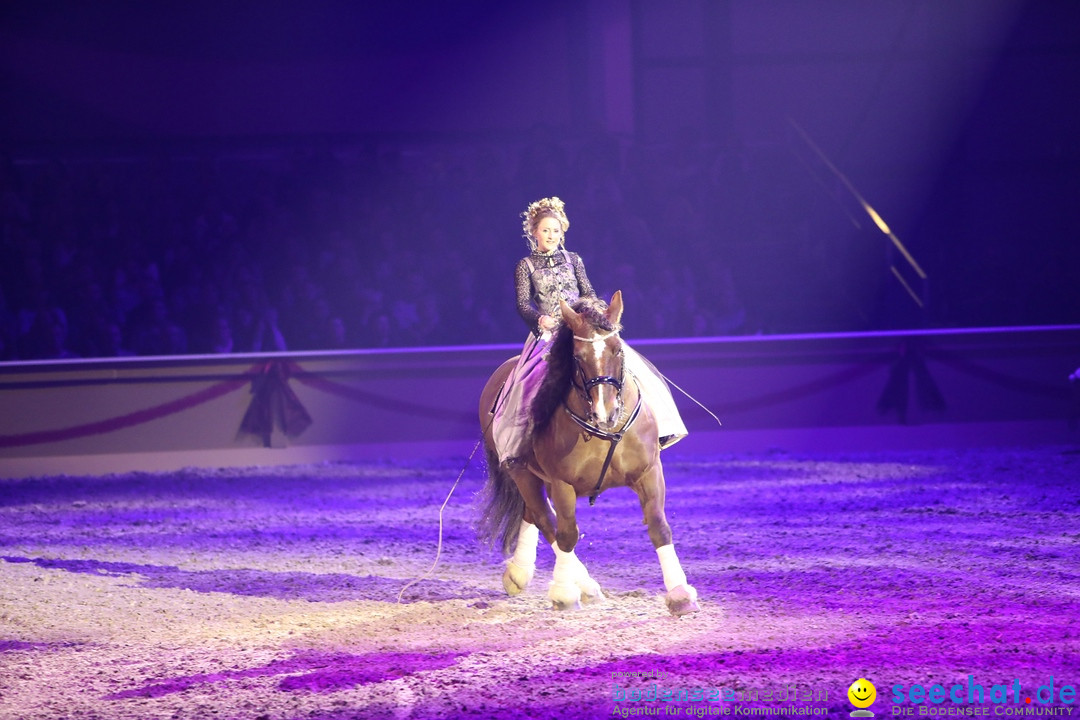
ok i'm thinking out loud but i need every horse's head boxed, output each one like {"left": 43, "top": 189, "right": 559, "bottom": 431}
{"left": 559, "top": 291, "right": 626, "bottom": 432}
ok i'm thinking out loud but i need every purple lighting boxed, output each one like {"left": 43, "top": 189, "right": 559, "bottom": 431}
{"left": 105, "top": 650, "right": 466, "bottom": 700}
{"left": 1, "top": 449, "right": 1079, "bottom": 717}
{"left": 1, "top": 2, "right": 1078, "bottom": 718}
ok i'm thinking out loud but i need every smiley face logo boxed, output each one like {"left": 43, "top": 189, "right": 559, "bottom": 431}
{"left": 848, "top": 678, "right": 877, "bottom": 709}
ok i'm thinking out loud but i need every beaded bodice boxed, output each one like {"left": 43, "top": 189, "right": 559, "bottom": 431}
{"left": 515, "top": 249, "right": 596, "bottom": 333}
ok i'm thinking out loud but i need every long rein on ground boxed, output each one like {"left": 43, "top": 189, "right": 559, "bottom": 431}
{"left": 562, "top": 326, "right": 643, "bottom": 506}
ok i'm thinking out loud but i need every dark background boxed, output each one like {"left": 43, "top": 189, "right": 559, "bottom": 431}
{"left": 1, "top": 1, "right": 1078, "bottom": 358}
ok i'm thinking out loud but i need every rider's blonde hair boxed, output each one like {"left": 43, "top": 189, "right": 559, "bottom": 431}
{"left": 522, "top": 197, "right": 570, "bottom": 250}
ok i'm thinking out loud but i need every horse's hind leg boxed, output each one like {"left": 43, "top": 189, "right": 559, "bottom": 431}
{"left": 503, "top": 520, "right": 539, "bottom": 595}
{"left": 636, "top": 465, "right": 700, "bottom": 617}
{"left": 500, "top": 465, "right": 554, "bottom": 596}
{"left": 548, "top": 478, "right": 604, "bottom": 610}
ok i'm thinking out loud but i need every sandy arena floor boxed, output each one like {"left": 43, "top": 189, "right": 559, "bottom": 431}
{"left": 1, "top": 445, "right": 1079, "bottom": 719}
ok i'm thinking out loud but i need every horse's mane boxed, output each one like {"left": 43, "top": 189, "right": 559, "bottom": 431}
{"left": 530, "top": 297, "right": 615, "bottom": 435}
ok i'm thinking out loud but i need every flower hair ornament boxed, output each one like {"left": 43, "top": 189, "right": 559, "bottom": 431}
{"left": 522, "top": 196, "right": 570, "bottom": 251}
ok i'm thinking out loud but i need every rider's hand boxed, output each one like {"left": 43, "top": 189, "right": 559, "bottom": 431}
{"left": 538, "top": 315, "right": 557, "bottom": 331}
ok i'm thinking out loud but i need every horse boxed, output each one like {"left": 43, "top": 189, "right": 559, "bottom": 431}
{"left": 477, "top": 291, "right": 699, "bottom": 616}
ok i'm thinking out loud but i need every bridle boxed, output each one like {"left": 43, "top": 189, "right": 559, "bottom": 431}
{"left": 570, "top": 329, "right": 625, "bottom": 411}
{"left": 563, "top": 326, "right": 643, "bottom": 505}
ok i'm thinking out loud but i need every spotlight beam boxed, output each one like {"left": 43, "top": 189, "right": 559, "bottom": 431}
{"left": 789, "top": 119, "right": 928, "bottom": 285}
{"left": 890, "top": 265, "right": 925, "bottom": 308}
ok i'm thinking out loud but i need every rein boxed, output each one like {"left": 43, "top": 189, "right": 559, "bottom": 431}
{"left": 572, "top": 327, "right": 620, "bottom": 342}
{"left": 564, "top": 379, "right": 642, "bottom": 506}
{"left": 563, "top": 327, "right": 642, "bottom": 506}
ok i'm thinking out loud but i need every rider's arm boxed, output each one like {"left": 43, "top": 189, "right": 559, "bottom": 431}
{"left": 571, "top": 252, "right": 598, "bottom": 300}
{"left": 515, "top": 257, "right": 543, "bottom": 334}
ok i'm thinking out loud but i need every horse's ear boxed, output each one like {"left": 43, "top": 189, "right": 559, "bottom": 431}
{"left": 560, "top": 298, "right": 582, "bottom": 331}
{"left": 606, "top": 290, "right": 624, "bottom": 326}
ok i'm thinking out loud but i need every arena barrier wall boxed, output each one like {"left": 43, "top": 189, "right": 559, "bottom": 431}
{"left": 1, "top": 325, "right": 1078, "bottom": 478}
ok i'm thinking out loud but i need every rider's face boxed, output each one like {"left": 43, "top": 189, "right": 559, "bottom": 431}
{"left": 533, "top": 216, "right": 563, "bottom": 253}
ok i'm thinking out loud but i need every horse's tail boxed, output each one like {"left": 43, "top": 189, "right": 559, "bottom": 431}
{"left": 476, "top": 444, "right": 524, "bottom": 557}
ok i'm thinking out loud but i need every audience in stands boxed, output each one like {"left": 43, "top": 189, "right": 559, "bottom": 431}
{"left": 12, "top": 128, "right": 1064, "bottom": 361}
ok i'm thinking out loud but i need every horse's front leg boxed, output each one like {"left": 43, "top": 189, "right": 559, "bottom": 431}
{"left": 636, "top": 465, "right": 699, "bottom": 617}
{"left": 547, "top": 478, "right": 603, "bottom": 609}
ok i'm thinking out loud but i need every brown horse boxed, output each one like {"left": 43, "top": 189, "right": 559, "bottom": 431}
{"left": 478, "top": 291, "right": 699, "bottom": 616}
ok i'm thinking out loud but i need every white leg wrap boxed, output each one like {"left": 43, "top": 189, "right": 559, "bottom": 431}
{"left": 551, "top": 541, "right": 584, "bottom": 583}
{"left": 503, "top": 523, "right": 539, "bottom": 596}
{"left": 548, "top": 540, "right": 604, "bottom": 607}
{"left": 510, "top": 522, "right": 539, "bottom": 568}
{"left": 657, "top": 544, "right": 688, "bottom": 591}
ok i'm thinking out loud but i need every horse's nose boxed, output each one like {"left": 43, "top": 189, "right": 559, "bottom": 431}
{"left": 592, "top": 411, "right": 617, "bottom": 432}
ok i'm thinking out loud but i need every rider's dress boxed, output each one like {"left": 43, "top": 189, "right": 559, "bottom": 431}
{"left": 491, "top": 247, "right": 687, "bottom": 463}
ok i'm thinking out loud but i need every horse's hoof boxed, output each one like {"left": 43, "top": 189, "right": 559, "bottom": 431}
{"left": 664, "top": 584, "right": 700, "bottom": 617}
{"left": 549, "top": 581, "right": 582, "bottom": 610}
{"left": 577, "top": 577, "right": 604, "bottom": 605}
{"left": 502, "top": 561, "right": 535, "bottom": 596}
